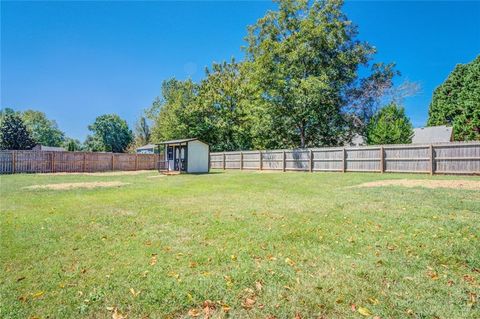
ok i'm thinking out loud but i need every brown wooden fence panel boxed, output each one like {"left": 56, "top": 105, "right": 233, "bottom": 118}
{"left": 210, "top": 142, "right": 480, "bottom": 175}
{"left": 0, "top": 151, "right": 158, "bottom": 174}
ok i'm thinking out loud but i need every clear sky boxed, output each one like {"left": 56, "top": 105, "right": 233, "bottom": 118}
{"left": 1, "top": 1, "right": 479, "bottom": 141}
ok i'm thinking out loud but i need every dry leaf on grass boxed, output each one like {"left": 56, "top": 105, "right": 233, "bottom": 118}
{"left": 188, "top": 309, "right": 200, "bottom": 317}
{"left": 112, "top": 308, "right": 126, "bottom": 319}
{"left": 285, "top": 257, "right": 296, "bottom": 267}
{"left": 358, "top": 307, "right": 373, "bottom": 316}
{"left": 242, "top": 297, "right": 256, "bottom": 309}
{"left": 150, "top": 254, "right": 157, "bottom": 266}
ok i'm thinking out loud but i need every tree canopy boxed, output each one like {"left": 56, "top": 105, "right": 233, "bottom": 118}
{"left": 427, "top": 55, "right": 480, "bottom": 141}
{"left": 0, "top": 113, "right": 36, "bottom": 150}
{"left": 148, "top": 0, "right": 398, "bottom": 150}
{"left": 366, "top": 103, "right": 413, "bottom": 145}
{"left": 86, "top": 114, "right": 133, "bottom": 153}
{"left": 21, "top": 110, "right": 65, "bottom": 147}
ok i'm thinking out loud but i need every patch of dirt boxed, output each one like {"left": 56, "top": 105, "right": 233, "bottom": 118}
{"left": 44, "top": 170, "right": 153, "bottom": 177}
{"left": 24, "top": 181, "right": 129, "bottom": 190}
{"left": 354, "top": 179, "right": 480, "bottom": 191}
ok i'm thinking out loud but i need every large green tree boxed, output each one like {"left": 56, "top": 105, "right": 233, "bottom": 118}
{"left": 21, "top": 110, "right": 65, "bottom": 147}
{"left": 366, "top": 103, "right": 413, "bottom": 145}
{"left": 427, "top": 55, "right": 480, "bottom": 141}
{"left": 149, "top": 79, "right": 199, "bottom": 142}
{"left": 0, "top": 113, "right": 36, "bottom": 150}
{"left": 86, "top": 114, "right": 133, "bottom": 153}
{"left": 245, "top": 0, "right": 396, "bottom": 148}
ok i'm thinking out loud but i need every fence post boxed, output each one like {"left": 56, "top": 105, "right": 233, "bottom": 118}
{"left": 12, "top": 151, "right": 16, "bottom": 174}
{"left": 52, "top": 152, "right": 56, "bottom": 173}
{"left": 112, "top": 153, "right": 115, "bottom": 171}
{"left": 83, "top": 152, "right": 86, "bottom": 172}
{"left": 342, "top": 148, "right": 346, "bottom": 173}
{"left": 282, "top": 151, "right": 286, "bottom": 172}
{"left": 223, "top": 152, "right": 226, "bottom": 170}
{"left": 380, "top": 146, "right": 384, "bottom": 173}
{"left": 240, "top": 151, "right": 243, "bottom": 170}
{"left": 429, "top": 144, "right": 435, "bottom": 175}
{"left": 135, "top": 154, "right": 138, "bottom": 171}
{"left": 309, "top": 149, "right": 313, "bottom": 172}
{"left": 259, "top": 151, "right": 263, "bottom": 171}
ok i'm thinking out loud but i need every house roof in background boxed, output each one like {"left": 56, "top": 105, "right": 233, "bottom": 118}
{"left": 34, "top": 145, "right": 66, "bottom": 152}
{"left": 412, "top": 125, "right": 453, "bottom": 144}
{"left": 136, "top": 144, "right": 157, "bottom": 150}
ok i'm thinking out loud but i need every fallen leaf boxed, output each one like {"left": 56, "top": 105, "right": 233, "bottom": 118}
{"left": 230, "top": 255, "right": 237, "bottom": 261}
{"left": 150, "top": 254, "right": 157, "bottom": 266}
{"left": 358, "top": 306, "right": 373, "bottom": 316}
{"left": 112, "top": 308, "right": 126, "bottom": 319}
{"left": 188, "top": 309, "right": 200, "bottom": 317}
{"left": 350, "top": 304, "right": 356, "bottom": 312}
{"left": 368, "top": 297, "right": 379, "bottom": 305}
{"left": 242, "top": 297, "right": 256, "bottom": 309}
{"left": 285, "top": 257, "right": 296, "bottom": 267}
{"left": 130, "top": 288, "right": 140, "bottom": 297}
{"left": 32, "top": 291, "right": 44, "bottom": 298}
{"left": 222, "top": 304, "right": 231, "bottom": 313}
{"left": 255, "top": 281, "right": 263, "bottom": 291}
{"left": 294, "top": 313, "right": 302, "bottom": 319}
{"left": 16, "top": 276, "right": 26, "bottom": 282}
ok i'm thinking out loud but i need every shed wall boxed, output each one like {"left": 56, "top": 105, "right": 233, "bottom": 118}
{"left": 187, "top": 141, "right": 209, "bottom": 173}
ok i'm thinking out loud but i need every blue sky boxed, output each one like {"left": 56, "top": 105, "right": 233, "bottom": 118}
{"left": 1, "top": 1, "right": 479, "bottom": 141}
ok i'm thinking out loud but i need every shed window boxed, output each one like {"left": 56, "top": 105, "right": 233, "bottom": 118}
{"left": 167, "top": 146, "right": 173, "bottom": 160}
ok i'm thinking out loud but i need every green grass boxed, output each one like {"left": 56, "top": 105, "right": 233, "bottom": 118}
{"left": 1, "top": 170, "right": 479, "bottom": 319}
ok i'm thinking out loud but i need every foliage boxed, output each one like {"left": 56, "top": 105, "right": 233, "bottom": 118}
{"left": 134, "top": 116, "right": 152, "bottom": 147}
{"left": 366, "top": 103, "right": 413, "bottom": 145}
{"left": 427, "top": 55, "right": 480, "bottom": 141}
{"left": 63, "top": 138, "right": 83, "bottom": 152}
{"left": 148, "top": 0, "right": 397, "bottom": 150}
{"left": 1, "top": 171, "right": 479, "bottom": 318}
{"left": 149, "top": 79, "right": 199, "bottom": 143}
{"left": 86, "top": 114, "right": 133, "bottom": 153}
{"left": 244, "top": 0, "right": 397, "bottom": 148}
{"left": 21, "top": 110, "right": 65, "bottom": 147}
{"left": 0, "top": 113, "right": 36, "bottom": 150}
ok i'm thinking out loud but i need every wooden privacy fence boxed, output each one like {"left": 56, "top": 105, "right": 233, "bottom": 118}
{"left": 210, "top": 142, "right": 480, "bottom": 175}
{"left": 0, "top": 151, "right": 158, "bottom": 174}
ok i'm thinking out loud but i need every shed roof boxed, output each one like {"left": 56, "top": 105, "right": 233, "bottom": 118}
{"left": 157, "top": 138, "right": 208, "bottom": 145}
{"left": 412, "top": 125, "right": 453, "bottom": 144}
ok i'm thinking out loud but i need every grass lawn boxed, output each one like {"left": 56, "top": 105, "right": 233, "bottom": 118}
{"left": 1, "top": 170, "right": 479, "bottom": 319}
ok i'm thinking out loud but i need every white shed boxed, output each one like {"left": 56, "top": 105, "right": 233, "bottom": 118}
{"left": 157, "top": 138, "right": 210, "bottom": 173}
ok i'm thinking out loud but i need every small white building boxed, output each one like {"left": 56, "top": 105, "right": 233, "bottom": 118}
{"left": 157, "top": 138, "right": 210, "bottom": 173}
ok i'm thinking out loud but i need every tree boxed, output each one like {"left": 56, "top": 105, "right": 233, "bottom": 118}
{"left": 0, "top": 113, "right": 36, "bottom": 150}
{"left": 87, "top": 114, "right": 133, "bottom": 153}
{"left": 149, "top": 79, "right": 199, "bottom": 142}
{"left": 21, "top": 110, "right": 65, "bottom": 146}
{"left": 427, "top": 55, "right": 480, "bottom": 141}
{"left": 196, "top": 59, "right": 257, "bottom": 151}
{"left": 366, "top": 103, "right": 413, "bottom": 145}
{"left": 245, "top": 0, "right": 397, "bottom": 148}
{"left": 63, "top": 138, "right": 83, "bottom": 152}
{"left": 134, "top": 116, "right": 151, "bottom": 147}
